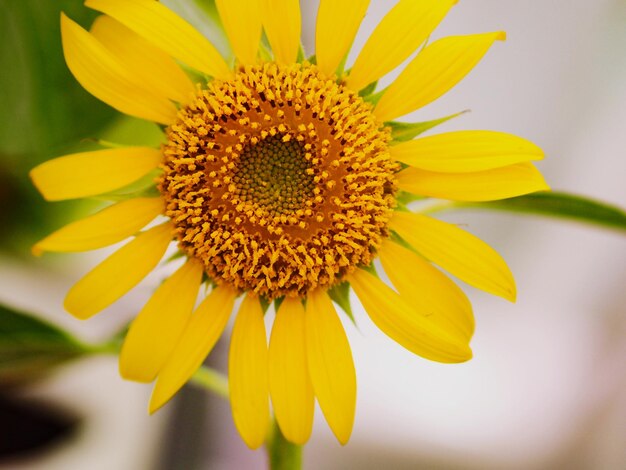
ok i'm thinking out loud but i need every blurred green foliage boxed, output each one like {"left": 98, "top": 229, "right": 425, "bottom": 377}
{"left": 0, "top": 1, "right": 169, "bottom": 254}
{"left": 0, "top": 303, "right": 89, "bottom": 386}
{"left": 0, "top": 0, "right": 117, "bottom": 253}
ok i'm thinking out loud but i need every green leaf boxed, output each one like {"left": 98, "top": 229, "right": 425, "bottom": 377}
{"left": 388, "top": 110, "right": 469, "bottom": 142}
{"left": 453, "top": 192, "right": 626, "bottom": 231}
{"left": 328, "top": 282, "right": 355, "bottom": 324}
{"left": 0, "top": 304, "right": 90, "bottom": 385}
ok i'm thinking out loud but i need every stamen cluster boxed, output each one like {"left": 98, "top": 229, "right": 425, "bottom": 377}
{"left": 161, "top": 63, "right": 397, "bottom": 298}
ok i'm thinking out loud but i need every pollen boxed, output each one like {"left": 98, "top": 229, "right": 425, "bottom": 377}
{"left": 160, "top": 62, "right": 397, "bottom": 299}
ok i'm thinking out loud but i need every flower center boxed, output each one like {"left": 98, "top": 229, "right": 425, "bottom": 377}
{"left": 160, "top": 62, "right": 397, "bottom": 299}
{"left": 232, "top": 134, "right": 315, "bottom": 217}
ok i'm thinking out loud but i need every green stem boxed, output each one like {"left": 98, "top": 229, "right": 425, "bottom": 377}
{"left": 267, "top": 420, "right": 302, "bottom": 470}
{"left": 189, "top": 366, "right": 229, "bottom": 400}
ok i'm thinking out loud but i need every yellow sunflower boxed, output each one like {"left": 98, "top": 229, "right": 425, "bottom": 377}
{"left": 30, "top": 0, "right": 548, "bottom": 448}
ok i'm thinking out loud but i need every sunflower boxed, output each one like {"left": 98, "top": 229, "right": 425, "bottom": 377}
{"left": 31, "top": 0, "right": 548, "bottom": 448}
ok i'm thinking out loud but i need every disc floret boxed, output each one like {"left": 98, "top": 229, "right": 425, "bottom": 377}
{"left": 161, "top": 63, "right": 397, "bottom": 298}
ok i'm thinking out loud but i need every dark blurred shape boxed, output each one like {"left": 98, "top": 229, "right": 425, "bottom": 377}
{"left": 155, "top": 383, "right": 209, "bottom": 470}
{"left": 0, "top": 394, "right": 78, "bottom": 461}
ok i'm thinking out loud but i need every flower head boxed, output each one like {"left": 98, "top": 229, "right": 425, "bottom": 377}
{"left": 31, "top": 0, "right": 548, "bottom": 448}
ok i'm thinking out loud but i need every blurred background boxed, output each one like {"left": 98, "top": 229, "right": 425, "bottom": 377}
{"left": 1, "top": 0, "right": 625, "bottom": 469}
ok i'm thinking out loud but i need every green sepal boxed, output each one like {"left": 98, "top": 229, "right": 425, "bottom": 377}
{"left": 359, "top": 80, "right": 378, "bottom": 98}
{"left": 260, "top": 296, "right": 272, "bottom": 315}
{"left": 201, "top": 273, "right": 216, "bottom": 288}
{"left": 0, "top": 304, "right": 91, "bottom": 385}
{"left": 297, "top": 45, "right": 306, "bottom": 63}
{"left": 273, "top": 296, "right": 285, "bottom": 312}
{"left": 363, "top": 89, "right": 385, "bottom": 106}
{"left": 336, "top": 53, "right": 349, "bottom": 77}
{"left": 165, "top": 250, "right": 186, "bottom": 264}
{"left": 327, "top": 282, "right": 355, "bottom": 325}
{"left": 307, "top": 54, "right": 317, "bottom": 65}
{"left": 388, "top": 110, "right": 469, "bottom": 143}
{"left": 452, "top": 192, "right": 626, "bottom": 232}
{"left": 361, "top": 263, "right": 378, "bottom": 276}
{"left": 388, "top": 231, "right": 417, "bottom": 253}
{"left": 259, "top": 31, "right": 273, "bottom": 62}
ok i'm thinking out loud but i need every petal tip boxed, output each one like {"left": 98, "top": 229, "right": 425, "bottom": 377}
{"left": 506, "top": 288, "right": 517, "bottom": 303}
{"left": 28, "top": 167, "right": 49, "bottom": 201}
{"left": 333, "top": 425, "right": 354, "bottom": 446}
{"left": 59, "top": 11, "right": 77, "bottom": 36}
{"left": 148, "top": 388, "right": 170, "bottom": 415}
{"left": 119, "top": 355, "right": 155, "bottom": 384}
{"left": 499, "top": 279, "right": 517, "bottom": 302}
{"left": 63, "top": 295, "right": 91, "bottom": 320}
{"left": 31, "top": 244, "right": 44, "bottom": 257}
{"left": 459, "top": 347, "right": 473, "bottom": 363}
{"left": 148, "top": 399, "right": 161, "bottom": 416}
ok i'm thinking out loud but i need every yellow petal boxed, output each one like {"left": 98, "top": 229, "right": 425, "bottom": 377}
{"left": 391, "top": 131, "right": 544, "bottom": 173}
{"left": 315, "top": 0, "right": 369, "bottom": 77}
{"left": 398, "top": 163, "right": 550, "bottom": 201}
{"left": 349, "top": 269, "right": 472, "bottom": 363}
{"left": 85, "top": 0, "right": 231, "bottom": 79}
{"left": 375, "top": 32, "right": 505, "bottom": 121}
{"left": 269, "top": 297, "right": 314, "bottom": 445}
{"left": 60, "top": 13, "right": 177, "bottom": 124}
{"left": 229, "top": 295, "right": 270, "bottom": 449}
{"left": 149, "top": 286, "right": 237, "bottom": 411}
{"left": 30, "top": 147, "right": 162, "bottom": 201}
{"left": 64, "top": 222, "right": 173, "bottom": 320}
{"left": 91, "top": 15, "right": 196, "bottom": 104}
{"left": 261, "top": 0, "right": 301, "bottom": 64}
{"left": 379, "top": 240, "right": 474, "bottom": 342}
{"left": 34, "top": 198, "right": 163, "bottom": 255}
{"left": 305, "top": 289, "right": 356, "bottom": 445}
{"left": 345, "top": 0, "right": 456, "bottom": 91}
{"left": 215, "top": 0, "right": 262, "bottom": 65}
{"left": 389, "top": 211, "right": 516, "bottom": 301}
{"left": 120, "top": 259, "right": 203, "bottom": 383}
